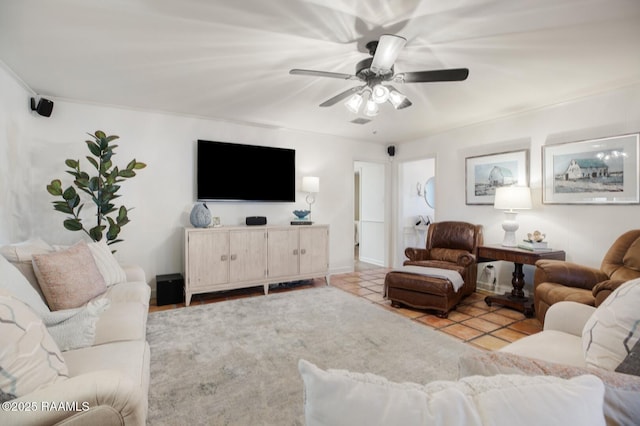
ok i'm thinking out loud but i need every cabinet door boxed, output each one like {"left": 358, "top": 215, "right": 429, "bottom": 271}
{"left": 299, "top": 227, "right": 328, "bottom": 275}
{"left": 267, "top": 228, "right": 299, "bottom": 278}
{"left": 229, "top": 229, "right": 267, "bottom": 282}
{"left": 187, "top": 230, "right": 229, "bottom": 288}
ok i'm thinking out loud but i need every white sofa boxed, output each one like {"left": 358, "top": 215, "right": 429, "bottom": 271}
{"left": 0, "top": 239, "right": 150, "bottom": 425}
{"left": 459, "top": 296, "right": 640, "bottom": 425}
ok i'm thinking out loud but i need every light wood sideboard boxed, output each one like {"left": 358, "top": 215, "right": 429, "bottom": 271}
{"left": 184, "top": 224, "right": 329, "bottom": 305}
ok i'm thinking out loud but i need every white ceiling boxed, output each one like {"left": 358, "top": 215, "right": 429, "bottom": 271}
{"left": 1, "top": 0, "right": 640, "bottom": 144}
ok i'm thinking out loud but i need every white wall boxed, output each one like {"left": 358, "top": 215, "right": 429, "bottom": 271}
{"left": 0, "top": 65, "right": 32, "bottom": 242}
{"left": 394, "top": 83, "right": 640, "bottom": 294}
{"left": 0, "top": 65, "right": 387, "bottom": 293}
{"left": 397, "top": 158, "right": 435, "bottom": 266}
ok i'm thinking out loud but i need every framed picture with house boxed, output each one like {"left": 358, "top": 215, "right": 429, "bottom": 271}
{"left": 542, "top": 133, "right": 640, "bottom": 204}
{"left": 465, "top": 149, "right": 529, "bottom": 205}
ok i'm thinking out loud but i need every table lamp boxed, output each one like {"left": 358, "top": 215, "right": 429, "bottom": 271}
{"left": 494, "top": 186, "right": 531, "bottom": 247}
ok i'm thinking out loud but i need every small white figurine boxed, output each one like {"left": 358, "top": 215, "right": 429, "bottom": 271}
{"left": 527, "top": 230, "right": 546, "bottom": 242}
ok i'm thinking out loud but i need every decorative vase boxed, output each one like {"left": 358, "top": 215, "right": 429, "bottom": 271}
{"left": 190, "top": 203, "right": 212, "bottom": 228}
{"left": 293, "top": 210, "right": 310, "bottom": 220}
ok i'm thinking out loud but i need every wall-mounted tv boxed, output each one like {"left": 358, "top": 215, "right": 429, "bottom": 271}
{"left": 197, "top": 140, "right": 296, "bottom": 202}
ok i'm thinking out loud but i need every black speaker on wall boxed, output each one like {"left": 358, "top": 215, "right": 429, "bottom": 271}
{"left": 30, "top": 97, "right": 54, "bottom": 117}
{"left": 387, "top": 145, "right": 396, "bottom": 157}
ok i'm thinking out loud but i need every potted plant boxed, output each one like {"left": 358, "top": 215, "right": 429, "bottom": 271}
{"left": 46, "top": 130, "right": 146, "bottom": 247}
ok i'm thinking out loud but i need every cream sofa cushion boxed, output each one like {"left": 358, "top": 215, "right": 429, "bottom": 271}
{"left": 299, "top": 359, "right": 605, "bottom": 426}
{"left": 500, "top": 330, "right": 586, "bottom": 367}
{"left": 100, "top": 280, "right": 151, "bottom": 306}
{"left": 94, "top": 301, "right": 148, "bottom": 344}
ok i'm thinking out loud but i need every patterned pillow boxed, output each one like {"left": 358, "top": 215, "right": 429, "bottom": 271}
{"left": 615, "top": 338, "right": 640, "bottom": 376}
{"left": 583, "top": 278, "right": 640, "bottom": 370}
{"left": 32, "top": 241, "right": 107, "bottom": 310}
{"left": 87, "top": 239, "right": 127, "bottom": 286}
{"left": 0, "top": 289, "right": 68, "bottom": 400}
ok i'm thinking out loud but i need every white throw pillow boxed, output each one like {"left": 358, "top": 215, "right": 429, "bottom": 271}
{"left": 0, "top": 250, "right": 52, "bottom": 315}
{"left": 298, "top": 359, "right": 605, "bottom": 426}
{"left": 88, "top": 239, "right": 127, "bottom": 286}
{"left": 32, "top": 241, "right": 107, "bottom": 310}
{"left": 583, "top": 278, "right": 640, "bottom": 371}
{"left": 0, "top": 289, "right": 69, "bottom": 400}
{"left": 0, "top": 238, "right": 54, "bottom": 263}
{"left": 0, "top": 238, "right": 54, "bottom": 300}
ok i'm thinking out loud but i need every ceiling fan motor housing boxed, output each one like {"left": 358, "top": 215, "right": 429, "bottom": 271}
{"left": 355, "top": 57, "right": 394, "bottom": 81}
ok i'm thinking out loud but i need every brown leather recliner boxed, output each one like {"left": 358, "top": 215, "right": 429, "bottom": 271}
{"left": 384, "top": 221, "right": 483, "bottom": 317}
{"left": 534, "top": 229, "right": 640, "bottom": 324}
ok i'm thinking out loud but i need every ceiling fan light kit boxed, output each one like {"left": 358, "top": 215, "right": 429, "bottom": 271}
{"left": 290, "top": 34, "right": 469, "bottom": 117}
{"left": 371, "top": 84, "right": 390, "bottom": 103}
{"left": 388, "top": 89, "right": 407, "bottom": 109}
{"left": 345, "top": 93, "right": 364, "bottom": 114}
{"left": 364, "top": 99, "right": 379, "bottom": 117}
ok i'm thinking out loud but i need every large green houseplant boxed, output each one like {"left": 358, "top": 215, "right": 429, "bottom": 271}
{"left": 46, "top": 130, "right": 146, "bottom": 247}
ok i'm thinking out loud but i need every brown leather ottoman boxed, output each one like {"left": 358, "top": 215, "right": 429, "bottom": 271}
{"left": 384, "top": 271, "right": 465, "bottom": 318}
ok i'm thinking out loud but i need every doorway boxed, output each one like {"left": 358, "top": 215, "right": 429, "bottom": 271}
{"left": 354, "top": 161, "right": 386, "bottom": 268}
{"left": 396, "top": 157, "right": 436, "bottom": 267}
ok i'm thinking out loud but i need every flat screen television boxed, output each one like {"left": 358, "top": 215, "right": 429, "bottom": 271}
{"left": 197, "top": 140, "right": 296, "bottom": 202}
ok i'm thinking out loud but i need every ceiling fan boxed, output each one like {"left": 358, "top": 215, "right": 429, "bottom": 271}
{"left": 289, "top": 34, "right": 469, "bottom": 116}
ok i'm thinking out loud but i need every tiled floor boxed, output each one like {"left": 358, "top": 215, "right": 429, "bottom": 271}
{"left": 150, "top": 265, "right": 542, "bottom": 351}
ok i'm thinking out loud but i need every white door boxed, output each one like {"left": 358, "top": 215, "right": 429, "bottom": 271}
{"left": 355, "top": 161, "right": 386, "bottom": 266}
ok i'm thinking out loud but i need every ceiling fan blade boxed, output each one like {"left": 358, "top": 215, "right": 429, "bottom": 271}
{"left": 370, "top": 34, "right": 406, "bottom": 75}
{"left": 319, "top": 86, "right": 365, "bottom": 107}
{"left": 290, "top": 69, "right": 358, "bottom": 80}
{"left": 398, "top": 68, "right": 469, "bottom": 83}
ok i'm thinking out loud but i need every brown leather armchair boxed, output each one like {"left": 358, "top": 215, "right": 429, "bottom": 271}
{"left": 384, "top": 221, "right": 483, "bottom": 317}
{"left": 404, "top": 221, "right": 484, "bottom": 296}
{"left": 534, "top": 229, "right": 640, "bottom": 324}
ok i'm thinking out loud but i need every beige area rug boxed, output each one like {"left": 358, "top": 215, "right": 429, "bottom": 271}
{"left": 146, "top": 286, "right": 479, "bottom": 425}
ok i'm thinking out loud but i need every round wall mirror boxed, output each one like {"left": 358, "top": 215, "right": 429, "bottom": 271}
{"left": 424, "top": 177, "right": 435, "bottom": 208}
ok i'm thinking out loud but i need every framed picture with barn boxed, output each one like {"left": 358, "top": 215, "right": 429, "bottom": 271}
{"left": 542, "top": 133, "right": 639, "bottom": 204}
{"left": 465, "top": 149, "right": 529, "bottom": 205}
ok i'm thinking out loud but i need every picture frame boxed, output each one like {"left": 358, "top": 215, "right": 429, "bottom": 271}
{"left": 542, "top": 133, "right": 639, "bottom": 204}
{"left": 465, "top": 149, "right": 529, "bottom": 205}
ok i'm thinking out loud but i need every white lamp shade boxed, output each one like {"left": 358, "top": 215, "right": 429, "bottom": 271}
{"left": 494, "top": 186, "right": 532, "bottom": 211}
{"left": 302, "top": 176, "right": 319, "bottom": 193}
